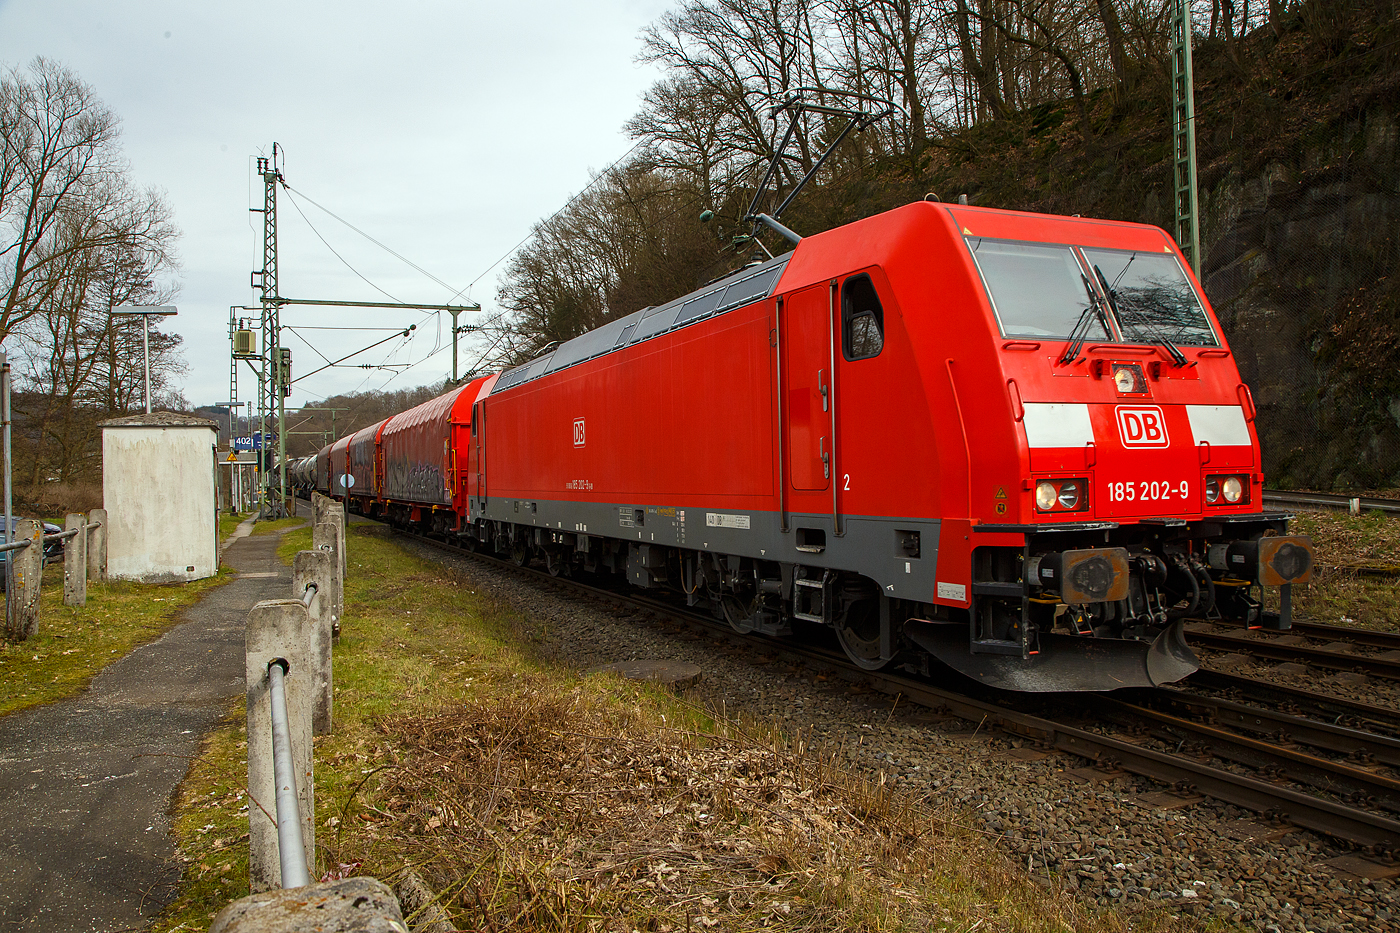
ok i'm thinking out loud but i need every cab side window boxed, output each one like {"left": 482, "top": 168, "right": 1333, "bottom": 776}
{"left": 842, "top": 274, "right": 884, "bottom": 361}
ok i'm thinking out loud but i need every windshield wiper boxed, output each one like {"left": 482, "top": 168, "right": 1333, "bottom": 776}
{"left": 1094, "top": 264, "right": 1187, "bottom": 367}
{"left": 1060, "top": 274, "right": 1106, "bottom": 365}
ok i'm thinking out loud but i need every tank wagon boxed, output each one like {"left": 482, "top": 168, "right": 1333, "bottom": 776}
{"left": 316, "top": 200, "right": 1314, "bottom": 691}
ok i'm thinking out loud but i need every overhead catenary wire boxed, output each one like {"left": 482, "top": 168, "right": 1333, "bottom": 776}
{"left": 281, "top": 188, "right": 405, "bottom": 305}
{"left": 281, "top": 183, "right": 463, "bottom": 299}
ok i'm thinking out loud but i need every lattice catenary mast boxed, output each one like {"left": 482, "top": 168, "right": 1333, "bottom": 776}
{"left": 1171, "top": 0, "right": 1201, "bottom": 275}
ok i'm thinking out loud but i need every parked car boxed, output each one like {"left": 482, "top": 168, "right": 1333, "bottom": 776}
{"left": 0, "top": 516, "right": 66, "bottom": 572}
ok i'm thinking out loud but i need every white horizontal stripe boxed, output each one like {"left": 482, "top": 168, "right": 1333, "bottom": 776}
{"left": 1022, "top": 403, "right": 1094, "bottom": 448}
{"left": 1186, "top": 405, "right": 1251, "bottom": 447}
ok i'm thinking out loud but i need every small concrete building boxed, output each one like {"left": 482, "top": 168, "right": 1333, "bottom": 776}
{"left": 101, "top": 412, "right": 219, "bottom": 582}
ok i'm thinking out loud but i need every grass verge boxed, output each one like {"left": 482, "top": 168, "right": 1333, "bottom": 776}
{"left": 0, "top": 562, "right": 233, "bottom": 718}
{"left": 1288, "top": 509, "right": 1400, "bottom": 631}
{"left": 218, "top": 511, "right": 249, "bottom": 541}
{"left": 156, "top": 526, "right": 1188, "bottom": 933}
{"left": 249, "top": 517, "right": 308, "bottom": 536}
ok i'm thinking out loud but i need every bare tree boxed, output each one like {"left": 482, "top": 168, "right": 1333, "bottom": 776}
{"left": 2, "top": 59, "right": 174, "bottom": 343}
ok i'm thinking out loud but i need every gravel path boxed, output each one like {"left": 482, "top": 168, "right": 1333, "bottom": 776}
{"left": 397, "top": 535, "right": 1397, "bottom": 933}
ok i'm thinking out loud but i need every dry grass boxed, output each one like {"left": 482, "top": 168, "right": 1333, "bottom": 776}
{"left": 156, "top": 525, "right": 1195, "bottom": 933}
{"left": 1287, "top": 509, "right": 1400, "bottom": 631}
{"left": 331, "top": 682, "right": 1162, "bottom": 933}
{"left": 14, "top": 481, "right": 103, "bottom": 516}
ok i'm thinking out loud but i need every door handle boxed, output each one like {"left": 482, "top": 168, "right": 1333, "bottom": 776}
{"left": 819, "top": 369, "right": 828, "bottom": 411}
{"left": 821, "top": 437, "right": 830, "bottom": 478}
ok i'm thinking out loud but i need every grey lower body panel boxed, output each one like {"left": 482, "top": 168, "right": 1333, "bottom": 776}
{"left": 473, "top": 496, "right": 940, "bottom": 599}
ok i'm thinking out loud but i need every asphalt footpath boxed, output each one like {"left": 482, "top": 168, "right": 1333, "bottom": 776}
{"left": 0, "top": 512, "right": 308, "bottom": 933}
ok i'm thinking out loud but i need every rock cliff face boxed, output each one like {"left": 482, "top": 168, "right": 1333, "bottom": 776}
{"left": 1203, "top": 106, "right": 1400, "bottom": 489}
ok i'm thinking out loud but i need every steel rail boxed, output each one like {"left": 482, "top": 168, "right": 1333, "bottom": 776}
{"left": 395, "top": 527, "right": 1400, "bottom": 849}
{"left": 1188, "top": 669, "right": 1400, "bottom": 736}
{"left": 1095, "top": 696, "right": 1400, "bottom": 813}
{"left": 874, "top": 673, "right": 1400, "bottom": 850}
{"left": 1138, "top": 686, "right": 1400, "bottom": 768}
{"left": 1186, "top": 630, "right": 1400, "bottom": 680}
{"left": 267, "top": 660, "right": 311, "bottom": 889}
{"left": 1283, "top": 620, "right": 1400, "bottom": 650}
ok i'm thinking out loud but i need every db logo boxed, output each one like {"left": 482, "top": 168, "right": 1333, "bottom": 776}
{"left": 1116, "top": 405, "right": 1169, "bottom": 447}
{"left": 572, "top": 418, "right": 586, "bottom": 447}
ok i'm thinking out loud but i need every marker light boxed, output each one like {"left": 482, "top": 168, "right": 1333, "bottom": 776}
{"left": 1222, "top": 476, "right": 1244, "bottom": 503}
{"left": 1036, "top": 481, "right": 1058, "bottom": 510}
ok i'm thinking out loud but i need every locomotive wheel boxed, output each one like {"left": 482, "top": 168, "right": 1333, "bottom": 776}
{"left": 721, "top": 596, "right": 755, "bottom": 634}
{"left": 546, "top": 550, "right": 570, "bottom": 577}
{"left": 510, "top": 542, "right": 529, "bottom": 567}
{"left": 835, "top": 598, "right": 888, "bottom": 671}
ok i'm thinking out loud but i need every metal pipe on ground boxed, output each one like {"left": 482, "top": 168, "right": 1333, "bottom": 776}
{"left": 267, "top": 659, "right": 311, "bottom": 889}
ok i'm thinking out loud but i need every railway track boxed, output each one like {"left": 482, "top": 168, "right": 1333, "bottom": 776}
{"left": 392, "top": 524, "right": 1400, "bottom": 854}
{"left": 1185, "top": 621, "right": 1400, "bottom": 681}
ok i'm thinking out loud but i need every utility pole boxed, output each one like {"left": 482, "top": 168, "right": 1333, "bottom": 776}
{"left": 1172, "top": 0, "right": 1201, "bottom": 275}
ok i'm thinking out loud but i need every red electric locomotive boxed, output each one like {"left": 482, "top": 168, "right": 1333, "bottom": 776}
{"left": 318, "top": 199, "right": 1314, "bottom": 692}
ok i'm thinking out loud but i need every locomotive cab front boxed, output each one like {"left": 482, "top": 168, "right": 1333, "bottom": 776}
{"left": 902, "top": 206, "right": 1314, "bottom": 691}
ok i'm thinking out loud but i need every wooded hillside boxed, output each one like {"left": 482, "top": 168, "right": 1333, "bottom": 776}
{"left": 487, "top": 0, "right": 1400, "bottom": 491}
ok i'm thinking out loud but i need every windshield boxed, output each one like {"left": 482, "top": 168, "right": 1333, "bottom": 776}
{"left": 965, "top": 238, "right": 1107, "bottom": 340}
{"left": 1084, "top": 247, "right": 1218, "bottom": 347}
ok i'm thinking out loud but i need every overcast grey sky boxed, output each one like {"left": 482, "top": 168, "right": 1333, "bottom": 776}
{"left": 0, "top": 0, "right": 669, "bottom": 410}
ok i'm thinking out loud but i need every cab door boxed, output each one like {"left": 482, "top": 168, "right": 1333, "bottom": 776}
{"left": 469, "top": 401, "right": 486, "bottom": 512}
{"left": 782, "top": 283, "right": 834, "bottom": 493}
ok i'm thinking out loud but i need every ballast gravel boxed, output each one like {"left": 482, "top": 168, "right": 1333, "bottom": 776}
{"left": 396, "top": 536, "right": 1397, "bottom": 933}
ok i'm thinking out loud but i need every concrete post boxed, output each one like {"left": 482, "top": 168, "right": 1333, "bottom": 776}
{"left": 63, "top": 513, "right": 87, "bottom": 607}
{"left": 311, "top": 520, "right": 345, "bottom": 640}
{"left": 292, "top": 549, "right": 334, "bottom": 735}
{"left": 5, "top": 519, "right": 42, "bottom": 641}
{"left": 311, "top": 491, "right": 331, "bottom": 527}
{"left": 245, "top": 599, "right": 315, "bottom": 893}
{"left": 210, "top": 877, "right": 407, "bottom": 932}
{"left": 86, "top": 508, "right": 107, "bottom": 582}
{"left": 328, "top": 501, "right": 347, "bottom": 579}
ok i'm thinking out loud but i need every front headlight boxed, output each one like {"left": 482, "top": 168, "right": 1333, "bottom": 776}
{"left": 1205, "top": 474, "right": 1248, "bottom": 506}
{"left": 1034, "top": 478, "right": 1090, "bottom": 513}
{"left": 1057, "top": 481, "right": 1081, "bottom": 509}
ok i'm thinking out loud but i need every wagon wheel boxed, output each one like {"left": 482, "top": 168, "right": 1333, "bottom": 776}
{"left": 834, "top": 597, "right": 889, "bottom": 671}
{"left": 510, "top": 542, "right": 530, "bottom": 567}
{"left": 546, "top": 550, "right": 570, "bottom": 578}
